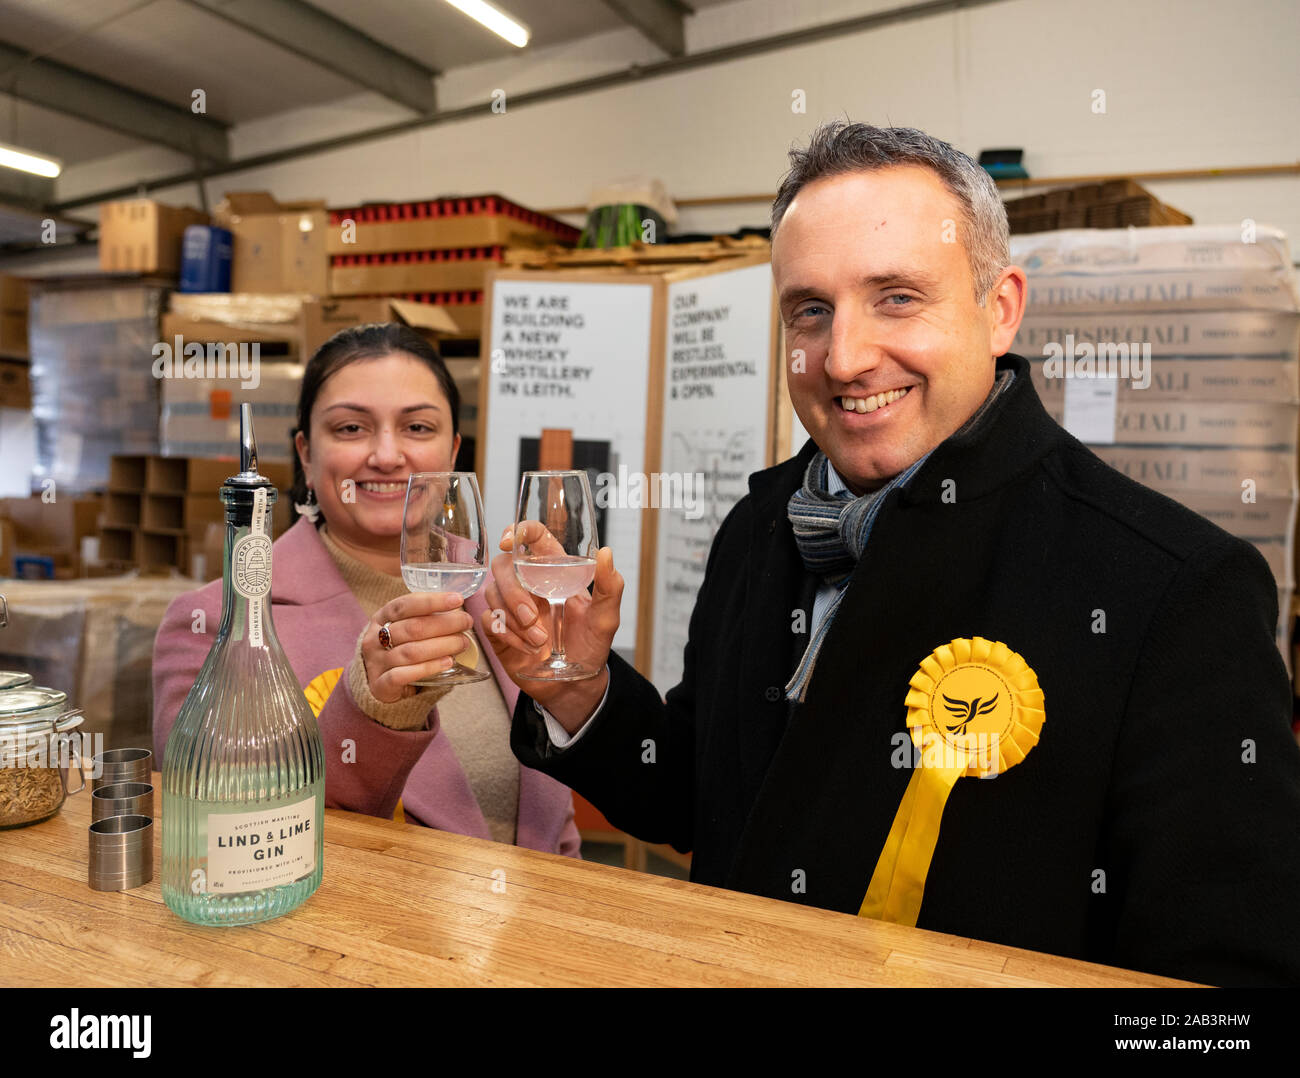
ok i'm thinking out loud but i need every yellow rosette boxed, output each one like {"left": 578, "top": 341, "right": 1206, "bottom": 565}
{"left": 303, "top": 667, "right": 343, "bottom": 717}
{"left": 858, "top": 636, "right": 1044, "bottom": 926}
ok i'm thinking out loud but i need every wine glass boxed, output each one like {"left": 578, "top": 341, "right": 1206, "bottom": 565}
{"left": 399, "top": 471, "right": 490, "bottom": 686}
{"left": 512, "top": 470, "right": 600, "bottom": 682}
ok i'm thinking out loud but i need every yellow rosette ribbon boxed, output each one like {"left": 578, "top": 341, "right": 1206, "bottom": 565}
{"left": 858, "top": 636, "right": 1044, "bottom": 926}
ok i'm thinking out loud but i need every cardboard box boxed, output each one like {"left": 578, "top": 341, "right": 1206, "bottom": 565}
{"left": 145, "top": 455, "right": 291, "bottom": 494}
{"left": 437, "top": 300, "right": 483, "bottom": 338}
{"left": 0, "top": 495, "right": 101, "bottom": 549}
{"left": 0, "top": 517, "right": 15, "bottom": 576}
{"left": 0, "top": 274, "right": 28, "bottom": 312}
{"left": 0, "top": 495, "right": 103, "bottom": 577}
{"left": 1011, "top": 224, "right": 1294, "bottom": 276}
{"left": 325, "top": 203, "right": 575, "bottom": 255}
{"left": 99, "top": 200, "right": 209, "bottom": 274}
{"left": 300, "top": 296, "right": 460, "bottom": 355}
{"left": 1173, "top": 491, "right": 1295, "bottom": 539}
{"left": 328, "top": 254, "right": 500, "bottom": 297}
{"left": 159, "top": 311, "right": 300, "bottom": 352}
{"left": 0, "top": 311, "right": 27, "bottom": 357}
{"left": 0, "top": 359, "right": 30, "bottom": 408}
{"left": 1027, "top": 268, "right": 1300, "bottom": 313}
{"left": 1014, "top": 311, "right": 1300, "bottom": 359}
{"left": 1089, "top": 445, "right": 1297, "bottom": 499}
{"left": 1046, "top": 399, "right": 1299, "bottom": 448}
{"left": 215, "top": 192, "right": 329, "bottom": 294}
{"left": 1030, "top": 356, "right": 1300, "bottom": 405}
{"left": 1, "top": 277, "right": 28, "bottom": 356}
{"left": 142, "top": 493, "right": 221, "bottom": 535}
{"left": 1171, "top": 491, "right": 1297, "bottom": 590}
{"left": 163, "top": 293, "right": 462, "bottom": 357}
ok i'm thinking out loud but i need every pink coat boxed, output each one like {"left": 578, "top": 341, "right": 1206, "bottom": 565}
{"left": 152, "top": 516, "right": 580, "bottom": 857}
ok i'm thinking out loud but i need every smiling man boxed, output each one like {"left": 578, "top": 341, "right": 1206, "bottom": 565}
{"left": 493, "top": 122, "right": 1300, "bottom": 986}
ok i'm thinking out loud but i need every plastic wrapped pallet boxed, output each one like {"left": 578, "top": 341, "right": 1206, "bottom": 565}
{"left": 28, "top": 281, "right": 165, "bottom": 493}
{"left": 1011, "top": 225, "right": 1300, "bottom": 667}
{"left": 158, "top": 361, "right": 303, "bottom": 463}
{"left": 0, "top": 574, "right": 195, "bottom": 748}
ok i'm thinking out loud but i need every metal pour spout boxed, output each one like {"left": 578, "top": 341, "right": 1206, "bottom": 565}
{"left": 225, "top": 403, "right": 270, "bottom": 487}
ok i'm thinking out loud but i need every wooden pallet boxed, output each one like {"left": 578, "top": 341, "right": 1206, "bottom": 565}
{"left": 502, "top": 235, "right": 769, "bottom": 271}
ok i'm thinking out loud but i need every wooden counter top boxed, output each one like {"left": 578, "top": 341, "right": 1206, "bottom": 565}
{"left": 0, "top": 773, "right": 1195, "bottom": 987}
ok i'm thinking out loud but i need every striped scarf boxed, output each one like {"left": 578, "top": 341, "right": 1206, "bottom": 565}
{"left": 783, "top": 452, "right": 931, "bottom": 702}
{"left": 783, "top": 369, "right": 1016, "bottom": 703}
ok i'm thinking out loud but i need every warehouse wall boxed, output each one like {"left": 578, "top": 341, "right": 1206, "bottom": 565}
{"left": 15, "top": 0, "right": 1300, "bottom": 270}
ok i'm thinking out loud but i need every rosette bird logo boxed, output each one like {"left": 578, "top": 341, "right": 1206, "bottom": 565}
{"left": 941, "top": 692, "right": 999, "bottom": 736}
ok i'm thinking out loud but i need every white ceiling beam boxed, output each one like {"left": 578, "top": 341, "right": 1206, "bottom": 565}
{"left": 600, "top": 0, "right": 687, "bottom": 58}
{"left": 185, "top": 0, "right": 438, "bottom": 114}
{"left": 0, "top": 40, "right": 230, "bottom": 163}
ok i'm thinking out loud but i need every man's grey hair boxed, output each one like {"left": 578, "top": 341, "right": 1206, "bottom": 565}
{"left": 771, "top": 121, "right": 1010, "bottom": 306}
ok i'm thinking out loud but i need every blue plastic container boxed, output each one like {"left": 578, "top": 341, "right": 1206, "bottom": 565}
{"left": 179, "top": 225, "right": 233, "bottom": 292}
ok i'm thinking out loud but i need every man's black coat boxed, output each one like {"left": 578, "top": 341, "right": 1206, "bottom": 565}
{"left": 511, "top": 352, "right": 1300, "bottom": 986}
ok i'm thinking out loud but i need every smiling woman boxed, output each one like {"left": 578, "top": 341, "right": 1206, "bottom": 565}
{"left": 151, "top": 324, "right": 581, "bottom": 857}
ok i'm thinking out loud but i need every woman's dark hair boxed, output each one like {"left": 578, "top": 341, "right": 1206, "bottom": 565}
{"left": 289, "top": 322, "right": 461, "bottom": 526}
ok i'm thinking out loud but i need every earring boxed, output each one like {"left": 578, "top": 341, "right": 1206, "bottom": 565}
{"left": 295, "top": 487, "right": 321, "bottom": 524}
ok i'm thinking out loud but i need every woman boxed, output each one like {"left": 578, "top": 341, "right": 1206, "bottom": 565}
{"left": 152, "top": 323, "right": 580, "bottom": 856}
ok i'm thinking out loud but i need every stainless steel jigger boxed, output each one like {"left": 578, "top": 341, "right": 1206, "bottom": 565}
{"left": 88, "top": 815, "right": 153, "bottom": 891}
{"left": 91, "top": 747, "right": 153, "bottom": 791}
{"left": 91, "top": 782, "right": 154, "bottom": 823}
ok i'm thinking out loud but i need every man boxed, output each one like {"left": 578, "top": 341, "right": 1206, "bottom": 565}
{"left": 482, "top": 122, "right": 1300, "bottom": 986}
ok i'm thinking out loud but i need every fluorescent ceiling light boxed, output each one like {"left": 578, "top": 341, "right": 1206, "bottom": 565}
{"left": 0, "top": 141, "right": 61, "bottom": 178}
{"left": 443, "top": 0, "right": 530, "bottom": 47}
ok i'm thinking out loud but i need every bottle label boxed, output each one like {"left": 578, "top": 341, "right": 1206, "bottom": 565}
{"left": 232, "top": 487, "right": 271, "bottom": 646}
{"left": 205, "top": 795, "right": 318, "bottom": 893}
{"left": 232, "top": 534, "right": 272, "bottom": 597}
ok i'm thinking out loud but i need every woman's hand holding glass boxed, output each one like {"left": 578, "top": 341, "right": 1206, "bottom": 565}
{"left": 360, "top": 592, "right": 473, "bottom": 704}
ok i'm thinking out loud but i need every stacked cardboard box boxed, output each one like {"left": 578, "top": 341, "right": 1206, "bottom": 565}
{"left": 325, "top": 195, "right": 579, "bottom": 337}
{"left": 98, "top": 200, "right": 209, "bottom": 274}
{"left": 0, "top": 358, "right": 30, "bottom": 408}
{"left": 1, "top": 274, "right": 28, "bottom": 357}
{"left": 324, "top": 195, "right": 578, "bottom": 463}
{"left": 1012, "top": 224, "right": 1300, "bottom": 662}
{"left": 1004, "top": 179, "right": 1192, "bottom": 235}
{"left": 98, "top": 454, "right": 291, "bottom": 578}
{"left": 28, "top": 280, "right": 166, "bottom": 493}
{"left": 163, "top": 292, "right": 459, "bottom": 359}
{"left": 0, "top": 495, "right": 103, "bottom": 579}
{"left": 0, "top": 275, "right": 33, "bottom": 497}
{"left": 213, "top": 192, "right": 329, "bottom": 294}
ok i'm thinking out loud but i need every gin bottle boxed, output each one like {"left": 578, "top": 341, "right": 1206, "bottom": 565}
{"left": 162, "top": 405, "right": 324, "bottom": 925}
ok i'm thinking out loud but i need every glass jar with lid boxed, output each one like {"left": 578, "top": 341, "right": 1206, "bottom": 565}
{"left": 0, "top": 687, "right": 86, "bottom": 829}
{"left": 0, "top": 671, "right": 34, "bottom": 692}
{"left": 0, "top": 600, "right": 25, "bottom": 693}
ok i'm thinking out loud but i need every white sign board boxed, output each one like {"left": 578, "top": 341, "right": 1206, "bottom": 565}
{"left": 650, "top": 262, "right": 775, "bottom": 694}
{"left": 482, "top": 276, "right": 655, "bottom": 654}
